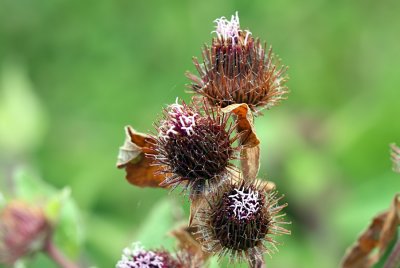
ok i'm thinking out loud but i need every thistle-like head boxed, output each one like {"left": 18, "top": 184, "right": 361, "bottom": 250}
{"left": 194, "top": 179, "right": 290, "bottom": 263}
{"left": 151, "top": 99, "right": 238, "bottom": 197}
{"left": 187, "top": 12, "right": 288, "bottom": 113}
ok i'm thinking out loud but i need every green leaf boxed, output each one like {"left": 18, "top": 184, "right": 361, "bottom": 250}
{"left": 135, "top": 198, "right": 178, "bottom": 251}
{"left": 52, "top": 194, "right": 84, "bottom": 259}
{"left": 44, "top": 187, "right": 71, "bottom": 224}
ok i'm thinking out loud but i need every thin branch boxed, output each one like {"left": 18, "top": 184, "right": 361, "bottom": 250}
{"left": 43, "top": 239, "right": 79, "bottom": 268}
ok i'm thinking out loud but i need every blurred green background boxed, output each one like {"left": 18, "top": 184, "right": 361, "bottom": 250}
{"left": 0, "top": 0, "right": 399, "bottom": 267}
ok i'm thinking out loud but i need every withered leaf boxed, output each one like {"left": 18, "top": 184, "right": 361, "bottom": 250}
{"left": 391, "top": 143, "right": 400, "bottom": 173}
{"left": 170, "top": 225, "right": 210, "bottom": 262}
{"left": 116, "top": 126, "right": 166, "bottom": 188}
{"left": 221, "top": 103, "right": 260, "bottom": 180}
{"left": 188, "top": 195, "right": 206, "bottom": 227}
{"left": 341, "top": 194, "right": 400, "bottom": 268}
{"left": 221, "top": 103, "right": 260, "bottom": 147}
{"left": 242, "top": 146, "right": 261, "bottom": 181}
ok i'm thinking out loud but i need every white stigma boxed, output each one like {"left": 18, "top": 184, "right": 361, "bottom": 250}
{"left": 161, "top": 98, "right": 198, "bottom": 139}
{"left": 212, "top": 11, "right": 252, "bottom": 45}
{"left": 229, "top": 187, "right": 260, "bottom": 220}
{"left": 116, "top": 243, "right": 164, "bottom": 268}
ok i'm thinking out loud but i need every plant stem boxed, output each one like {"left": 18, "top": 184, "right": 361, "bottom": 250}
{"left": 44, "top": 239, "right": 79, "bottom": 268}
{"left": 384, "top": 237, "right": 400, "bottom": 268}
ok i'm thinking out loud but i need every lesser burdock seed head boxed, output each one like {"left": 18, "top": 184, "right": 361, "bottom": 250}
{"left": 116, "top": 243, "right": 180, "bottom": 268}
{"left": 194, "top": 179, "right": 290, "bottom": 263}
{"left": 150, "top": 99, "right": 239, "bottom": 197}
{"left": 0, "top": 201, "right": 51, "bottom": 264}
{"left": 187, "top": 11, "right": 288, "bottom": 113}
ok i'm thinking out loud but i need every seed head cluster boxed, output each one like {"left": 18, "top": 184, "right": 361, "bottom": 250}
{"left": 118, "top": 11, "right": 291, "bottom": 266}
{"left": 187, "top": 12, "right": 288, "bottom": 112}
{"left": 194, "top": 180, "right": 290, "bottom": 263}
{"left": 151, "top": 100, "right": 238, "bottom": 197}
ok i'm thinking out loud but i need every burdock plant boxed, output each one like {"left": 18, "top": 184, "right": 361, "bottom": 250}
{"left": 117, "top": 11, "right": 291, "bottom": 267}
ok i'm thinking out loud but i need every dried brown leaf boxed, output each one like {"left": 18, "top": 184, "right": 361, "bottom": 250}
{"left": 380, "top": 194, "right": 400, "bottom": 255}
{"left": 221, "top": 103, "right": 260, "bottom": 180}
{"left": 116, "top": 126, "right": 166, "bottom": 188}
{"left": 221, "top": 103, "right": 260, "bottom": 147}
{"left": 189, "top": 196, "right": 206, "bottom": 227}
{"left": 170, "top": 225, "right": 210, "bottom": 261}
{"left": 341, "top": 194, "right": 400, "bottom": 268}
{"left": 241, "top": 146, "right": 261, "bottom": 181}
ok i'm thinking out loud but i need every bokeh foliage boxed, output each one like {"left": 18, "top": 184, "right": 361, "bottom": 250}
{"left": 0, "top": 0, "right": 399, "bottom": 267}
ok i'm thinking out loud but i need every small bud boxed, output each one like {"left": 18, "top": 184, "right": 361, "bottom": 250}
{"left": 194, "top": 179, "right": 290, "bottom": 263}
{"left": 0, "top": 201, "right": 51, "bottom": 264}
{"left": 151, "top": 99, "right": 238, "bottom": 197}
{"left": 187, "top": 12, "right": 288, "bottom": 113}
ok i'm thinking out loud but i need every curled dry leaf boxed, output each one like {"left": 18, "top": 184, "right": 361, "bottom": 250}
{"left": 341, "top": 194, "right": 400, "bottom": 268}
{"left": 221, "top": 103, "right": 260, "bottom": 180}
{"left": 391, "top": 143, "right": 400, "bottom": 173}
{"left": 170, "top": 225, "right": 210, "bottom": 263}
{"left": 188, "top": 196, "right": 207, "bottom": 227}
{"left": 116, "top": 126, "right": 166, "bottom": 188}
{"left": 221, "top": 103, "right": 259, "bottom": 148}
